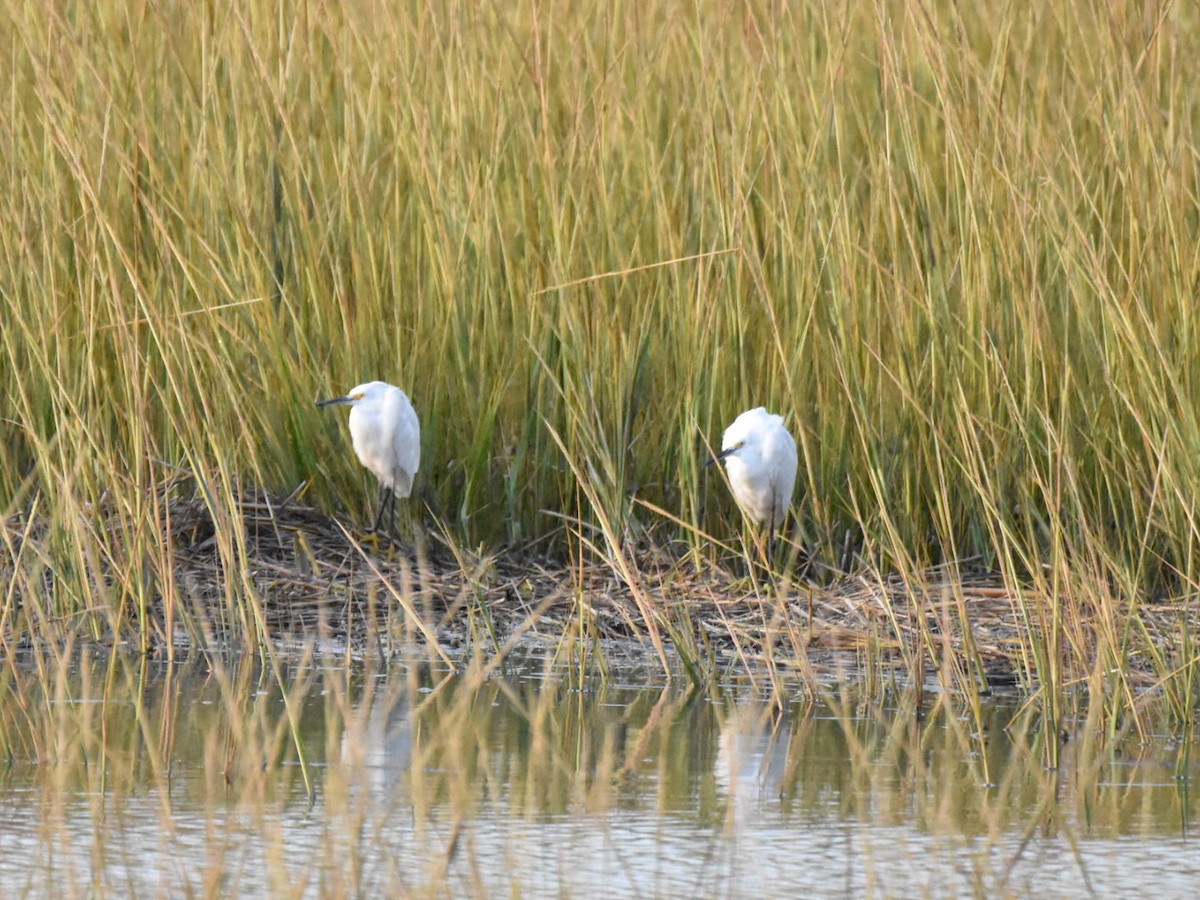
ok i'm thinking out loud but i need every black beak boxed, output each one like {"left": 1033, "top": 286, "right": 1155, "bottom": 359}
{"left": 706, "top": 447, "right": 735, "bottom": 468}
{"left": 316, "top": 395, "right": 352, "bottom": 408}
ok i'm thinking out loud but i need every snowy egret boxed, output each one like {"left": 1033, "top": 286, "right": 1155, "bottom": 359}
{"left": 709, "top": 407, "right": 798, "bottom": 558}
{"left": 316, "top": 381, "right": 420, "bottom": 534}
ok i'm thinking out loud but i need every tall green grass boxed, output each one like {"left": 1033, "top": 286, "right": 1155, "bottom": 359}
{"left": 2, "top": 0, "right": 1200, "bottom": 691}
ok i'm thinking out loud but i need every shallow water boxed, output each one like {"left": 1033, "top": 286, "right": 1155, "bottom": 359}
{"left": 1, "top": 650, "right": 1197, "bottom": 898}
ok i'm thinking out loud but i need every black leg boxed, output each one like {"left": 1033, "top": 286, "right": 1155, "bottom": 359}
{"left": 384, "top": 467, "right": 400, "bottom": 537}
{"left": 766, "top": 497, "right": 779, "bottom": 571}
{"left": 369, "top": 484, "right": 389, "bottom": 533}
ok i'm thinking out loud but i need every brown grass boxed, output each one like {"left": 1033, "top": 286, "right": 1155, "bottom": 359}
{"left": 6, "top": 479, "right": 1191, "bottom": 702}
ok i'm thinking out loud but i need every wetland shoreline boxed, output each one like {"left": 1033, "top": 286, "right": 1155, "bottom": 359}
{"left": 7, "top": 480, "right": 1191, "bottom": 694}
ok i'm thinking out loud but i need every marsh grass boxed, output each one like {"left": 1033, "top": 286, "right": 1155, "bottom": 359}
{"left": 3, "top": 0, "right": 1200, "bottom": 721}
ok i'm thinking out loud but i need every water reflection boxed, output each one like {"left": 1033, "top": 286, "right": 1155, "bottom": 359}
{"left": 0, "top": 650, "right": 1197, "bottom": 896}
{"left": 713, "top": 698, "right": 791, "bottom": 829}
{"left": 339, "top": 676, "right": 414, "bottom": 798}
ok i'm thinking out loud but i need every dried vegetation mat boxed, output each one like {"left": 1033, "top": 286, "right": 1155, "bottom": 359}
{"left": 4, "top": 483, "right": 1197, "bottom": 690}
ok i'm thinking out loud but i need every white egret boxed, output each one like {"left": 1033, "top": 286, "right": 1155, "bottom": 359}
{"left": 710, "top": 407, "right": 798, "bottom": 559}
{"left": 317, "top": 381, "right": 420, "bottom": 534}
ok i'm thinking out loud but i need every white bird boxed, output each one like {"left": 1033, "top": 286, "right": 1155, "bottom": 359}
{"left": 317, "top": 381, "right": 420, "bottom": 534}
{"left": 710, "top": 407, "right": 798, "bottom": 557}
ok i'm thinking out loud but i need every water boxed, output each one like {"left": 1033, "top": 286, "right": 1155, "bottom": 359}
{"left": 0, "top": 649, "right": 1197, "bottom": 898}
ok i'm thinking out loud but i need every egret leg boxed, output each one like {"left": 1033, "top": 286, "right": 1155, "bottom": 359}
{"left": 369, "top": 484, "right": 390, "bottom": 533}
{"left": 766, "top": 496, "right": 779, "bottom": 572}
{"left": 381, "top": 466, "right": 402, "bottom": 538}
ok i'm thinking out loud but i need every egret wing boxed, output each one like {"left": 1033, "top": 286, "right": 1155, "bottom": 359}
{"left": 768, "top": 425, "right": 798, "bottom": 528}
{"left": 384, "top": 388, "right": 421, "bottom": 497}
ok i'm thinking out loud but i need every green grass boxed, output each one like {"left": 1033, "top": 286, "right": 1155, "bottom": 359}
{"left": 3, "top": 1, "right": 1200, "bottom": 709}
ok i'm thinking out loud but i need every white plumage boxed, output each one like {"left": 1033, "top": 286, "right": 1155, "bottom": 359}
{"left": 714, "top": 407, "right": 797, "bottom": 535}
{"left": 317, "top": 380, "right": 420, "bottom": 533}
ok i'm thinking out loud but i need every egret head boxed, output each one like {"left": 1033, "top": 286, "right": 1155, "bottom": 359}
{"left": 316, "top": 382, "right": 386, "bottom": 409}
{"left": 706, "top": 408, "right": 769, "bottom": 466}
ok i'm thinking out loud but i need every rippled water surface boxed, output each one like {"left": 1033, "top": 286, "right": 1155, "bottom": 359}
{"left": 1, "top": 649, "right": 1197, "bottom": 898}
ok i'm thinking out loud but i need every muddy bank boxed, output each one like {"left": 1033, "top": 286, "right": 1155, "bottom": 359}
{"left": 5, "top": 484, "right": 1193, "bottom": 688}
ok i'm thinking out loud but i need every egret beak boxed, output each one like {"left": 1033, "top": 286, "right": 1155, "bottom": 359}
{"left": 706, "top": 447, "right": 736, "bottom": 468}
{"left": 316, "top": 395, "right": 353, "bottom": 408}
